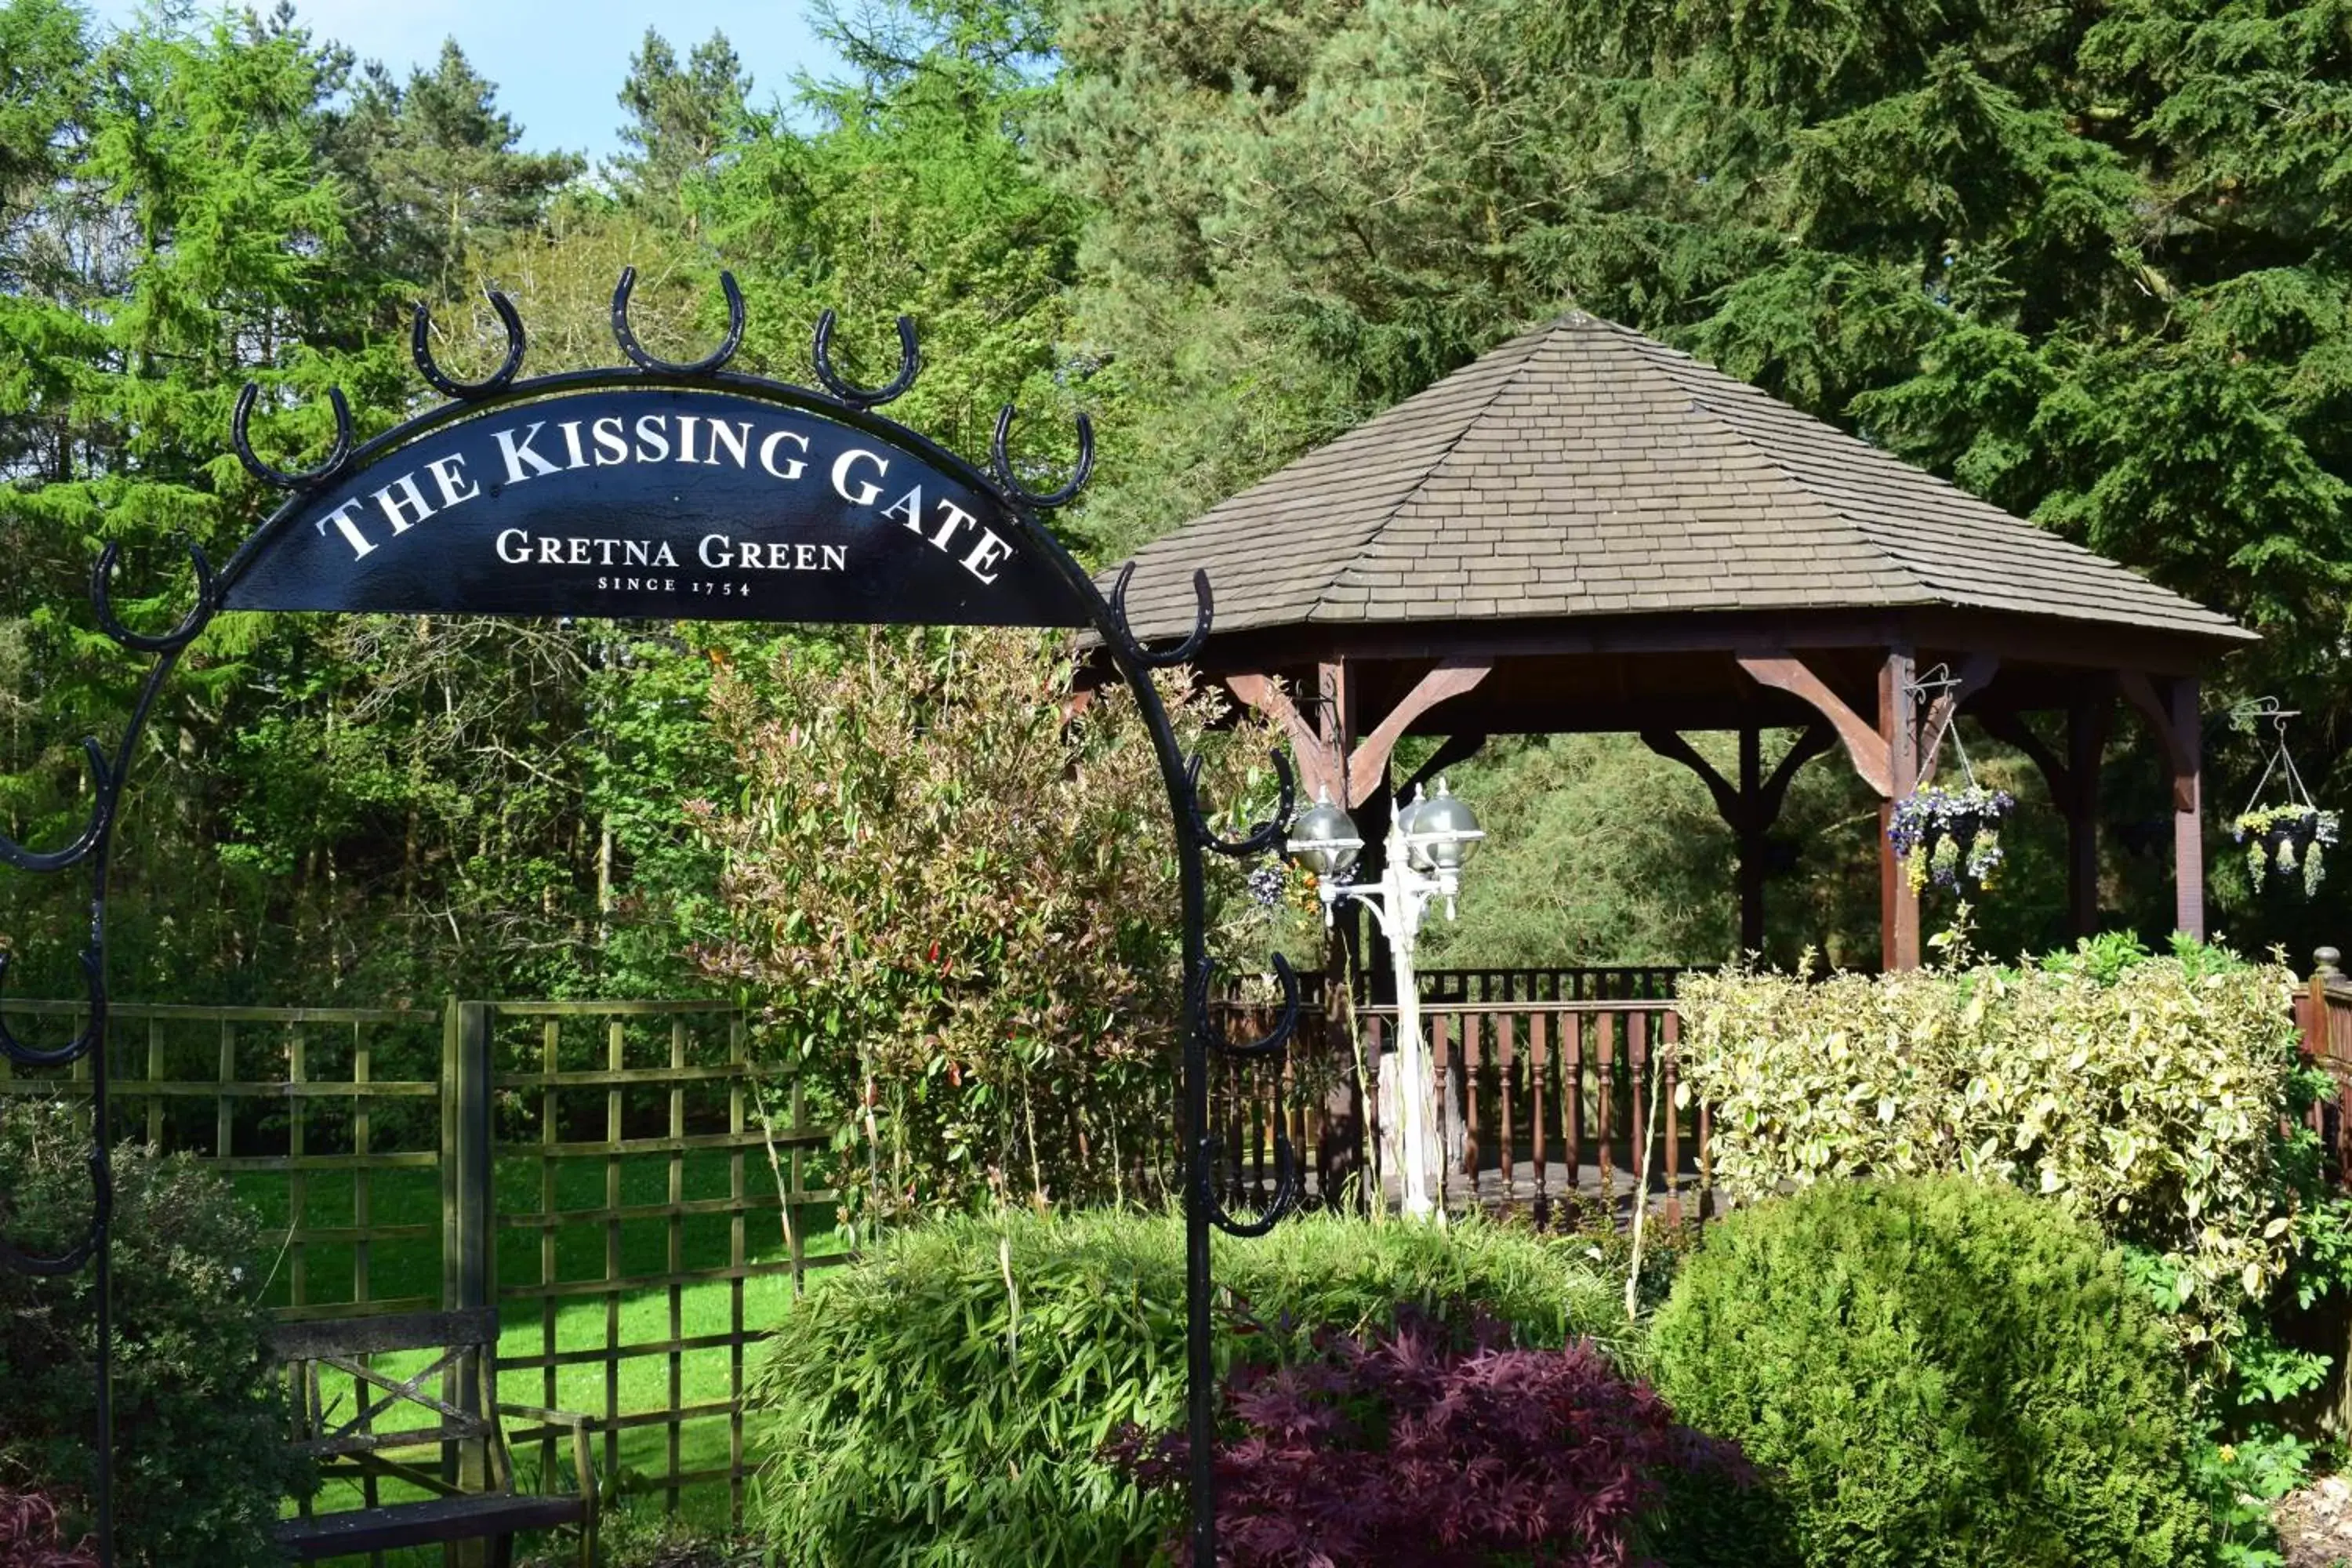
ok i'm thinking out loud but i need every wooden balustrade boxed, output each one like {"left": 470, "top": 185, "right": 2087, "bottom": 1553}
{"left": 1410, "top": 967, "right": 1685, "bottom": 1004}
{"left": 1205, "top": 992, "right": 1704, "bottom": 1225}
{"left": 2298, "top": 953, "right": 2352, "bottom": 1184}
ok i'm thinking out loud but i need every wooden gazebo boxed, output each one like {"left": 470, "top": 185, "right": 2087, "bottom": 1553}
{"left": 1111, "top": 315, "right": 2251, "bottom": 968}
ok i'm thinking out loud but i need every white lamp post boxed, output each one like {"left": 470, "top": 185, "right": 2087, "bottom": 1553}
{"left": 1287, "top": 779, "right": 1483, "bottom": 1218}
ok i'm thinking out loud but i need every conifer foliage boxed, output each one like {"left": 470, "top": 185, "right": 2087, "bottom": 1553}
{"left": 9, "top": 0, "right": 2352, "bottom": 996}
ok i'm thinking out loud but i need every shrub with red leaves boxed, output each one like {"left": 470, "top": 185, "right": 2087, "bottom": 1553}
{"left": 1110, "top": 1310, "right": 1750, "bottom": 1568}
{"left": 0, "top": 1484, "right": 97, "bottom": 1568}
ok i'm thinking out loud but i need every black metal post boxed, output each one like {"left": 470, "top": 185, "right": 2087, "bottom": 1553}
{"left": 1185, "top": 1016, "right": 1218, "bottom": 1561}
{"left": 0, "top": 599, "right": 198, "bottom": 1567}
{"left": 87, "top": 833, "right": 114, "bottom": 1566}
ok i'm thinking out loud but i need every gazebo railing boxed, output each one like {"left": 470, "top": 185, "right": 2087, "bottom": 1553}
{"left": 1410, "top": 966, "right": 1686, "bottom": 1004}
{"left": 2297, "top": 953, "right": 2352, "bottom": 1185}
{"left": 1206, "top": 991, "right": 1704, "bottom": 1225}
{"left": 1363, "top": 999, "right": 1700, "bottom": 1222}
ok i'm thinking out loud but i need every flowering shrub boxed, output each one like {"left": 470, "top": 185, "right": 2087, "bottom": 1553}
{"left": 2232, "top": 803, "right": 2339, "bottom": 896}
{"left": 692, "top": 630, "right": 1290, "bottom": 1224}
{"left": 0, "top": 1484, "right": 96, "bottom": 1568}
{"left": 0, "top": 1100, "right": 313, "bottom": 1566}
{"left": 1114, "top": 1309, "right": 1749, "bottom": 1567}
{"left": 1886, "top": 783, "right": 2013, "bottom": 891}
{"left": 1676, "top": 938, "right": 2302, "bottom": 1357}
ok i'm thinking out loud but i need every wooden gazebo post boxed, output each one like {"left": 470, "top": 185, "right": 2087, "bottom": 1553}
{"left": 2123, "top": 672, "right": 2207, "bottom": 942}
{"left": 1879, "top": 648, "right": 1922, "bottom": 970}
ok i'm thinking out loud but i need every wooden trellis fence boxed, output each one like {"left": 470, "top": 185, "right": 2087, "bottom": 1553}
{"left": 0, "top": 996, "right": 829, "bottom": 1531}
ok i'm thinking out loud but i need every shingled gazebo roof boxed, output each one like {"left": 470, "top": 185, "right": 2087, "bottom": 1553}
{"left": 1112, "top": 314, "right": 2247, "bottom": 648}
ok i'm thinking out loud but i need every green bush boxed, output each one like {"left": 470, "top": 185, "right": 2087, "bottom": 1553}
{"left": 746, "top": 1208, "right": 1626, "bottom": 1567}
{"left": 0, "top": 1099, "right": 313, "bottom": 1566}
{"left": 1650, "top": 1176, "right": 2209, "bottom": 1568}
{"left": 522, "top": 1503, "right": 761, "bottom": 1567}
{"left": 1676, "top": 937, "right": 2301, "bottom": 1351}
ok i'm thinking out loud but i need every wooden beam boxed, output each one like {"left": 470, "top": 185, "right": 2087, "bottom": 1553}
{"left": 2120, "top": 669, "right": 2198, "bottom": 813}
{"left": 2170, "top": 675, "right": 2205, "bottom": 940}
{"left": 2125, "top": 665, "right": 2209, "bottom": 940}
{"left": 1975, "top": 707, "right": 2070, "bottom": 804}
{"left": 1976, "top": 692, "right": 2116, "bottom": 942}
{"left": 1736, "top": 654, "right": 1893, "bottom": 797}
{"left": 1347, "top": 658, "right": 1494, "bottom": 808}
{"left": 1227, "top": 672, "right": 1340, "bottom": 804}
{"left": 1184, "top": 604, "right": 2230, "bottom": 685}
{"left": 1762, "top": 724, "right": 1838, "bottom": 818}
{"left": 1642, "top": 724, "right": 1835, "bottom": 958}
{"left": 1640, "top": 730, "right": 1743, "bottom": 827}
{"left": 1740, "top": 728, "right": 1766, "bottom": 956}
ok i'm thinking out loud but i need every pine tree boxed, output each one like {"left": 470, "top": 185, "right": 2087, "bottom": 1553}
{"left": 689, "top": 2, "right": 1084, "bottom": 497}
{"left": 322, "top": 38, "right": 583, "bottom": 297}
{"left": 609, "top": 29, "right": 752, "bottom": 230}
{"left": 0, "top": 5, "right": 409, "bottom": 995}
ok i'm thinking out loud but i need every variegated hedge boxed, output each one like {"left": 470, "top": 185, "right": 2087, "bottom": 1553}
{"left": 1675, "top": 940, "right": 2303, "bottom": 1354}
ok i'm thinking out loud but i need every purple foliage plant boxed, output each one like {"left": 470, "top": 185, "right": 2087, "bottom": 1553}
{"left": 1108, "top": 1308, "right": 1749, "bottom": 1567}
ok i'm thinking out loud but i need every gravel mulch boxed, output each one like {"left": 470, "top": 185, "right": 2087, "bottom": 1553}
{"left": 2278, "top": 1475, "right": 2352, "bottom": 1567}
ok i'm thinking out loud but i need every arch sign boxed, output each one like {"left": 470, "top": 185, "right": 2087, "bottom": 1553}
{"left": 227, "top": 385, "right": 1084, "bottom": 626}
{"left": 0, "top": 274, "right": 1298, "bottom": 1564}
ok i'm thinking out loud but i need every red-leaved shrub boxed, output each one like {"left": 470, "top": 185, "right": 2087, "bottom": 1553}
{"left": 0, "top": 1484, "right": 97, "bottom": 1568}
{"left": 1112, "top": 1310, "right": 1748, "bottom": 1567}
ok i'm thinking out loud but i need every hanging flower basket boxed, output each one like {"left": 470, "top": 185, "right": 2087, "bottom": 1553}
{"left": 2233, "top": 803, "right": 2339, "bottom": 897}
{"left": 1889, "top": 783, "right": 2015, "bottom": 893}
{"left": 2227, "top": 698, "right": 2336, "bottom": 898}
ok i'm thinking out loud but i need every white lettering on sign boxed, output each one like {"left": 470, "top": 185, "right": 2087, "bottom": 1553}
{"left": 492, "top": 423, "right": 564, "bottom": 485}
{"left": 503, "top": 532, "right": 684, "bottom": 567}
{"left": 832, "top": 448, "right": 888, "bottom": 506}
{"left": 962, "top": 529, "right": 1014, "bottom": 584}
{"left": 316, "top": 497, "right": 374, "bottom": 558}
{"left": 706, "top": 420, "right": 753, "bottom": 468}
{"left": 696, "top": 533, "right": 848, "bottom": 572}
{"left": 371, "top": 472, "right": 436, "bottom": 535}
{"left": 592, "top": 417, "right": 628, "bottom": 466}
{"left": 759, "top": 430, "right": 808, "bottom": 481}
{"left": 873, "top": 488, "right": 996, "bottom": 583}
{"left": 299, "top": 402, "right": 1030, "bottom": 597}
{"left": 927, "top": 499, "right": 977, "bottom": 554}
{"left": 880, "top": 486, "right": 923, "bottom": 532}
{"left": 632, "top": 415, "right": 668, "bottom": 463}
{"left": 426, "top": 453, "right": 479, "bottom": 508}
{"left": 555, "top": 421, "right": 589, "bottom": 469}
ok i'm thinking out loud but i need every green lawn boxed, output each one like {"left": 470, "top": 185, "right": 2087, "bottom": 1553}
{"left": 237, "top": 1149, "right": 848, "bottom": 1561}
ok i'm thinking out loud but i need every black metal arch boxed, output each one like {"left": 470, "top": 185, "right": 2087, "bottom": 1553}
{"left": 0, "top": 280, "right": 1295, "bottom": 1565}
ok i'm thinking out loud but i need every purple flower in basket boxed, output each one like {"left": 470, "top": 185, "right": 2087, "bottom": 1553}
{"left": 1889, "top": 784, "right": 2014, "bottom": 892}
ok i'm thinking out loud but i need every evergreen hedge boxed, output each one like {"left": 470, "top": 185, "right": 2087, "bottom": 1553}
{"left": 1675, "top": 937, "right": 2303, "bottom": 1353}
{"left": 1650, "top": 1176, "right": 2209, "bottom": 1568}
{"left": 0, "top": 1100, "right": 313, "bottom": 1566}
